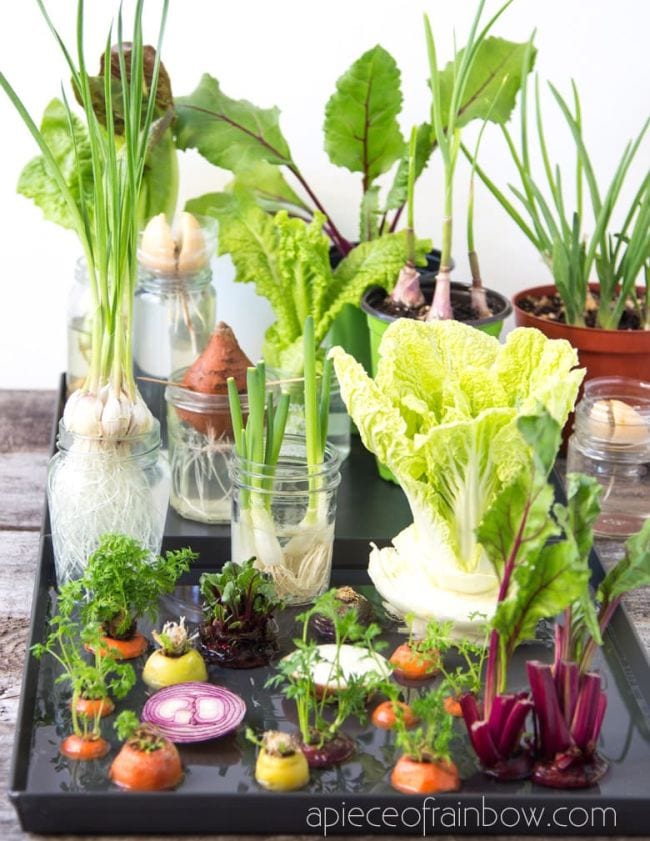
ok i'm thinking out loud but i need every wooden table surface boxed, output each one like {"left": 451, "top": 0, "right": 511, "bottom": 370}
{"left": 1, "top": 389, "right": 648, "bottom": 841}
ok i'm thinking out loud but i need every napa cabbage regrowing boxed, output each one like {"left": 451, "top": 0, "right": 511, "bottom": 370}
{"left": 330, "top": 320, "right": 583, "bottom": 637}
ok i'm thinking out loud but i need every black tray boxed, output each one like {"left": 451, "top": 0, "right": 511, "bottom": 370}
{"left": 9, "top": 385, "right": 650, "bottom": 835}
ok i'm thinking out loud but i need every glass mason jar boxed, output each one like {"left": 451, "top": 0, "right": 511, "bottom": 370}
{"left": 567, "top": 377, "right": 650, "bottom": 537}
{"left": 47, "top": 420, "right": 171, "bottom": 584}
{"left": 133, "top": 267, "right": 216, "bottom": 434}
{"left": 267, "top": 367, "right": 351, "bottom": 461}
{"left": 166, "top": 372, "right": 248, "bottom": 524}
{"left": 230, "top": 436, "right": 341, "bottom": 605}
{"left": 66, "top": 258, "right": 93, "bottom": 394}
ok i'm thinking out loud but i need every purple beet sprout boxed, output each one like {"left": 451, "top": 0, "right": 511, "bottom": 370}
{"left": 527, "top": 659, "right": 609, "bottom": 788}
{"left": 461, "top": 691, "right": 534, "bottom": 780}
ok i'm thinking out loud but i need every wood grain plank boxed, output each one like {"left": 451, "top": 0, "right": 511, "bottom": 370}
{"left": 0, "top": 453, "right": 48, "bottom": 530}
{"left": 0, "top": 391, "right": 56, "bottom": 454}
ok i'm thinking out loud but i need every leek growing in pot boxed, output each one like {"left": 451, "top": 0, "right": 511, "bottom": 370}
{"left": 228, "top": 317, "right": 341, "bottom": 603}
{"left": 422, "top": 0, "right": 532, "bottom": 321}
{"left": 330, "top": 318, "right": 583, "bottom": 637}
{"left": 0, "top": 0, "right": 172, "bottom": 581}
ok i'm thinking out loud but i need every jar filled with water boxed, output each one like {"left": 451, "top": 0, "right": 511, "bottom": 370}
{"left": 567, "top": 377, "right": 650, "bottom": 537}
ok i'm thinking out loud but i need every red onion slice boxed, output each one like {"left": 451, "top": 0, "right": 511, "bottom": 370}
{"left": 142, "top": 682, "right": 246, "bottom": 743}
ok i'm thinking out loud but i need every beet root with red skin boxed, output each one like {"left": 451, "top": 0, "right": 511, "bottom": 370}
{"left": 532, "top": 751, "right": 609, "bottom": 789}
{"left": 300, "top": 732, "right": 355, "bottom": 768}
{"left": 177, "top": 322, "right": 252, "bottom": 437}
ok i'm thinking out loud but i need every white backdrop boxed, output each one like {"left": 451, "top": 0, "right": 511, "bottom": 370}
{"left": 0, "top": 0, "right": 648, "bottom": 388}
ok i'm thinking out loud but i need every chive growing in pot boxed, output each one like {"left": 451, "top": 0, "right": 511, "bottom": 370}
{"left": 0, "top": 0, "right": 173, "bottom": 582}
{"left": 229, "top": 316, "right": 341, "bottom": 604}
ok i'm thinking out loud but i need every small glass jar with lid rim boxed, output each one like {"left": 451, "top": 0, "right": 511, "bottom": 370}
{"left": 566, "top": 377, "right": 650, "bottom": 537}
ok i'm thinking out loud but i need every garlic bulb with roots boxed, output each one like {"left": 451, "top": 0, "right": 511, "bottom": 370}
{"left": 64, "top": 385, "right": 154, "bottom": 439}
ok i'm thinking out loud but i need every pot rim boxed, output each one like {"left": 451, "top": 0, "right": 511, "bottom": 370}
{"left": 362, "top": 279, "right": 512, "bottom": 327}
{"left": 512, "top": 283, "right": 650, "bottom": 338}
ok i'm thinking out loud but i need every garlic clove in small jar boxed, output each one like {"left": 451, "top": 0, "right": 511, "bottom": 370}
{"left": 128, "top": 393, "right": 154, "bottom": 436}
{"left": 177, "top": 212, "right": 207, "bottom": 274}
{"left": 587, "top": 398, "right": 649, "bottom": 447}
{"left": 99, "top": 387, "right": 132, "bottom": 438}
{"left": 139, "top": 212, "right": 207, "bottom": 275}
{"left": 140, "top": 213, "right": 177, "bottom": 274}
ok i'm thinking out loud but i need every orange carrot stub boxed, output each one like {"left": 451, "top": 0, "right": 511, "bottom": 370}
{"left": 74, "top": 696, "right": 115, "bottom": 719}
{"left": 60, "top": 734, "right": 110, "bottom": 761}
{"left": 87, "top": 632, "right": 148, "bottom": 661}
{"left": 443, "top": 694, "right": 463, "bottom": 717}
{"left": 389, "top": 643, "right": 441, "bottom": 681}
{"left": 178, "top": 322, "right": 252, "bottom": 436}
{"left": 371, "top": 700, "right": 418, "bottom": 730}
{"left": 390, "top": 755, "right": 460, "bottom": 795}
{"left": 110, "top": 741, "right": 183, "bottom": 791}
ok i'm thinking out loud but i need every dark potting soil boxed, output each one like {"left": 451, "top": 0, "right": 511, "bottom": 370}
{"left": 376, "top": 287, "right": 504, "bottom": 323}
{"left": 518, "top": 292, "right": 642, "bottom": 330}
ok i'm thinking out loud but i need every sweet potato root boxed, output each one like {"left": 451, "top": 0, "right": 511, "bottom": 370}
{"left": 177, "top": 322, "right": 252, "bottom": 437}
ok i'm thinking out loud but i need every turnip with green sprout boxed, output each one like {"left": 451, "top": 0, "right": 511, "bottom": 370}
{"left": 0, "top": 0, "right": 172, "bottom": 580}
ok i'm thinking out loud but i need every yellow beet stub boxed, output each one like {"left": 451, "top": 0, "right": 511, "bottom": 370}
{"left": 142, "top": 648, "right": 208, "bottom": 690}
{"left": 255, "top": 747, "right": 310, "bottom": 791}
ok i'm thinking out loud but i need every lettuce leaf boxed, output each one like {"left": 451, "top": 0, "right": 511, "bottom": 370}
{"left": 17, "top": 99, "right": 94, "bottom": 230}
{"left": 331, "top": 320, "right": 583, "bottom": 586}
{"left": 189, "top": 188, "right": 428, "bottom": 373}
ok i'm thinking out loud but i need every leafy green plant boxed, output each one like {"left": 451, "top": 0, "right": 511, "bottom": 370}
{"left": 187, "top": 191, "right": 426, "bottom": 373}
{"left": 421, "top": 615, "right": 488, "bottom": 698}
{"left": 32, "top": 587, "right": 135, "bottom": 741}
{"left": 1, "top": 0, "right": 169, "bottom": 422}
{"left": 114, "top": 710, "right": 165, "bottom": 751}
{"left": 200, "top": 558, "right": 281, "bottom": 635}
{"left": 17, "top": 45, "right": 178, "bottom": 232}
{"left": 331, "top": 318, "right": 583, "bottom": 633}
{"left": 175, "top": 32, "right": 531, "bottom": 255}
{"left": 393, "top": 685, "right": 454, "bottom": 763}
{"left": 468, "top": 46, "right": 650, "bottom": 329}
{"left": 423, "top": 0, "right": 533, "bottom": 320}
{"left": 73, "top": 533, "right": 196, "bottom": 639}
{"left": 267, "top": 589, "right": 387, "bottom": 748}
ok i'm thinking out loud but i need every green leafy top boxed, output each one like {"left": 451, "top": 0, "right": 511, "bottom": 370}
{"left": 393, "top": 685, "right": 454, "bottom": 763}
{"left": 477, "top": 411, "right": 600, "bottom": 710}
{"left": 1, "top": 0, "right": 171, "bottom": 399}
{"left": 200, "top": 558, "right": 281, "bottom": 634}
{"left": 324, "top": 45, "right": 404, "bottom": 192}
{"left": 32, "top": 583, "right": 136, "bottom": 738}
{"left": 420, "top": 615, "right": 488, "bottom": 697}
{"left": 74, "top": 534, "right": 196, "bottom": 639}
{"left": 188, "top": 189, "right": 428, "bottom": 374}
{"left": 175, "top": 30, "right": 532, "bottom": 249}
{"left": 266, "top": 589, "right": 387, "bottom": 747}
{"left": 331, "top": 319, "right": 583, "bottom": 578}
{"left": 114, "top": 710, "right": 165, "bottom": 752}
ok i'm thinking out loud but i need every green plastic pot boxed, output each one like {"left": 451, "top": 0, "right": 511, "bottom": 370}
{"left": 361, "top": 277, "right": 513, "bottom": 483}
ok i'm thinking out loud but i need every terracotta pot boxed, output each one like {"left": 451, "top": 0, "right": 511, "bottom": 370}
{"left": 513, "top": 284, "right": 650, "bottom": 382}
{"left": 513, "top": 283, "right": 650, "bottom": 449}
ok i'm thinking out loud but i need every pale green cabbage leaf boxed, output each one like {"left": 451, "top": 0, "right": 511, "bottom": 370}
{"left": 330, "top": 319, "right": 584, "bottom": 625}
